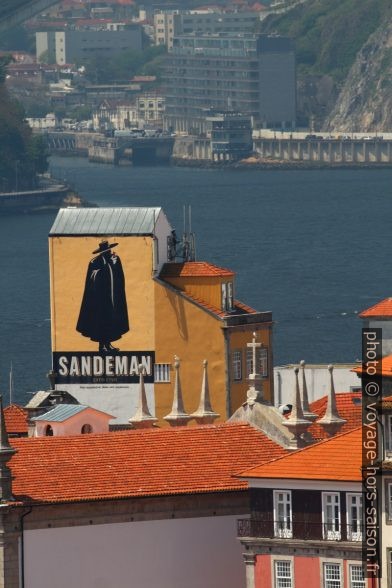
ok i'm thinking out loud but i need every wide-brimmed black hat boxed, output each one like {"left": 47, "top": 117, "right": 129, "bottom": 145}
{"left": 93, "top": 240, "right": 118, "bottom": 254}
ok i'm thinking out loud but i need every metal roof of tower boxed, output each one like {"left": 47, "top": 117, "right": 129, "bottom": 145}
{"left": 49, "top": 207, "right": 162, "bottom": 236}
{"left": 31, "top": 404, "right": 114, "bottom": 422}
{"left": 31, "top": 404, "right": 89, "bottom": 422}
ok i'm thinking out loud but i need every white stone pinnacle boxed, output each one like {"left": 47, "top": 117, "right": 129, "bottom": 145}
{"left": 299, "top": 360, "right": 317, "bottom": 422}
{"left": 129, "top": 364, "right": 157, "bottom": 428}
{"left": 317, "top": 364, "right": 346, "bottom": 436}
{"left": 191, "top": 360, "right": 219, "bottom": 425}
{"left": 164, "top": 356, "right": 191, "bottom": 427}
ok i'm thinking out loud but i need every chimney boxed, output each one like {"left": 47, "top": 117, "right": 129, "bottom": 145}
{"left": 129, "top": 364, "right": 157, "bottom": 429}
{"left": 0, "top": 395, "right": 16, "bottom": 501}
{"left": 299, "top": 360, "right": 317, "bottom": 422}
{"left": 317, "top": 365, "right": 346, "bottom": 437}
{"left": 191, "top": 360, "right": 219, "bottom": 425}
{"left": 283, "top": 367, "right": 312, "bottom": 449}
{"left": 164, "top": 356, "right": 191, "bottom": 427}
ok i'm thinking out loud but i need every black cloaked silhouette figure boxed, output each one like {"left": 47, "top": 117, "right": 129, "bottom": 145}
{"left": 76, "top": 240, "right": 129, "bottom": 353}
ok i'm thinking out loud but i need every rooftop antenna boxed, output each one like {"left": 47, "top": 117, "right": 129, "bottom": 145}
{"left": 9, "top": 362, "right": 13, "bottom": 406}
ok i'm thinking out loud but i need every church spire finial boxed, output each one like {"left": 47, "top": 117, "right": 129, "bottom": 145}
{"left": 164, "top": 356, "right": 191, "bottom": 427}
{"left": 283, "top": 367, "right": 311, "bottom": 449}
{"left": 299, "top": 360, "right": 317, "bottom": 422}
{"left": 129, "top": 364, "right": 157, "bottom": 428}
{"left": 191, "top": 360, "right": 219, "bottom": 425}
{"left": 317, "top": 365, "right": 346, "bottom": 437}
{"left": 0, "top": 395, "right": 16, "bottom": 501}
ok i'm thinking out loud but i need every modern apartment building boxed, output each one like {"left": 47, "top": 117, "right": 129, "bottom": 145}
{"left": 164, "top": 33, "right": 296, "bottom": 133}
{"left": 154, "top": 10, "right": 261, "bottom": 49}
{"left": 36, "top": 27, "right": 142, "bottom": 65}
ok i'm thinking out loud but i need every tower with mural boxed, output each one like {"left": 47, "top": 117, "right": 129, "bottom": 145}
{"left": 48, "top": 206, "right": 274, "bottom": 425}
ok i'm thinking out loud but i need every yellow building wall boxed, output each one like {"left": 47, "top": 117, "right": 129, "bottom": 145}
{"left": 229, "top": 326, "right": 273, "bottom": 411}
{"left": 154, "top": 280, "right": 227, "bottom": 425}
{"left": 49, "top": 235, "right": 155, "bottom": 352}
{"left": 164, "top": 276, "right": 232, "bottom": 310}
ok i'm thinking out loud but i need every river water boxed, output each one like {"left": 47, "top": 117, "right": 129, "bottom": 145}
{"left": 0, "top": 156, "right": 391, "bottom": 404}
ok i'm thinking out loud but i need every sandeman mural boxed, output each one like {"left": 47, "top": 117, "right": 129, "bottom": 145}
{"left": 50, "top": 234, "right": 156, "bottom": 386}
{"left": 76, "top": 240, "right": 129, "bottom": 353}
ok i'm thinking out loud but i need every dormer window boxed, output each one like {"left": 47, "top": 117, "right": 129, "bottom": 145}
{"left": 81, "top": 424, "right": 93, "bottom": 434}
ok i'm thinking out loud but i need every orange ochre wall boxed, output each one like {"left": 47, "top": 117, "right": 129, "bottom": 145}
{"left": 164, "top": 275, "right": 231, "bottom": 310}
{"left": 229, "top": 326, "right": 273, "bottom": 408}
{"left": 49, "top": 235, "right": 155, "bottom": 352}
{"left": 154, "top": 280, "right": 228, "bottom": 424}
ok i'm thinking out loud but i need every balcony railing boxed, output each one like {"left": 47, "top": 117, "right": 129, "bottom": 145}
{"left": 237, "top": 518, "right": 363, "bottom": 542}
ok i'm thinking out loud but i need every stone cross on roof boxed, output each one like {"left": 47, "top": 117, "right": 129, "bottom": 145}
{"left": 246, "top": 332, "right": 263, "bottom": 405}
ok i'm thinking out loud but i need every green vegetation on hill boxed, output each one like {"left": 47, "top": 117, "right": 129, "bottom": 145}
{"left": 259, "top": 0, "right": 392, "bottom": 81}
{"left": 0, "top": 57, "right": 48, "bottom": 192}
{"left": 84, "top": 45, "right": 166, "bottom": 85}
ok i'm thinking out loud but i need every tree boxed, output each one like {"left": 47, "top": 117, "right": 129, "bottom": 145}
{"left": 27, "top": 135, "right": 49, "bottom": 175}
{"left": 0, "top": 60, "right": 48, "bottom": 190}
{"left": 84, "top": 45, "right": 167, "bottom": 84}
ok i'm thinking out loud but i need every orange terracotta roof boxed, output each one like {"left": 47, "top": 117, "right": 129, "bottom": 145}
{"left": 352, "top": 354, "right": 392, "bottom": 377}
{"left": 359, "top": 298, "right": 392, "bottom": 317}
{"left": 4, "top": 405, "right": 28, "bottom": 435}
{"left": 308, "top": 392, "right": 362, "bottom": 440}
{"left": 380, "top": 395, "right": 392, "bottom": 409}
{"left": 239, "top": 427, "right": 362, "bottom": 482}
{"left": 9, "top": 423, "right": 287, "bottom": 505}
{"left": 179, "top": 289, "right": 258, "bottom": 319}
{"left": 160, "top": 262, "right": 235, "bottom": 278}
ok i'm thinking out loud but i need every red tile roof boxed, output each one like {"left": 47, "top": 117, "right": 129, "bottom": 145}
{"left": 160, "top": 262, "right": 235, "bottom": 278}
{"left": 352, "top": 354, "right": 392, "bottom": 377}
{"left": 239, "top": 427, "right": 362, "bottom": 482}
{"left": 9, "top": 423, "right": 287, "bottom": 505}
{"left": 4, "top": 405, "right": 28, "bottom": 435}
{"left": 359, "top": 298, "right": 392, "bottom": 317}
{"left": 308, "top": 392, "right": 362, "bottom": 440}
{"left": 380, "top": 395, "right": 392, "bottom": 409}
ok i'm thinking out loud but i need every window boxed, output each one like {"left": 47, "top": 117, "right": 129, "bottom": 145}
{"left": 273, "top": 490, "right": 292, "bottom": 538}
{"left": 274, "top": 561, "right": 292, "bottom": 588}
{"left": 246, "top": 347, "right": 268, "bottom": 377}
{"left": 45, "top": 425, "right": 53, "bottom": 436}
{"left": 232, "top": 350, "right": 242, "bottom": 381}
{"left": 388, "top": 415, "right": 392, "bottom": 451}
{"left": 347, "top": 494, "right": 363, "bottom": 541}
{"left": 81, "top": 424, "right": 93, "bottom": 434}
{"left": 388, "top": 483, "right": 392, "bottom": 520}
{"left": 390, "top": 551, "right": 392, "bottom": 587}
{"left": 154, "top": 363, "right": 170, "bottom": 383}
{"left": 221, "top": 282, "right": 227, "bottom": 310}
{"left": 349, "top": 565, "right": 365, "bottom": 588}
{"left": 324, "top": 563, "right": 341, "bottom": 588}
{"left": 227, "top": 281, "right": 233, "bottom": 310}
{"left": 322, "top": 493, "right": 341, "bottom": 540}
